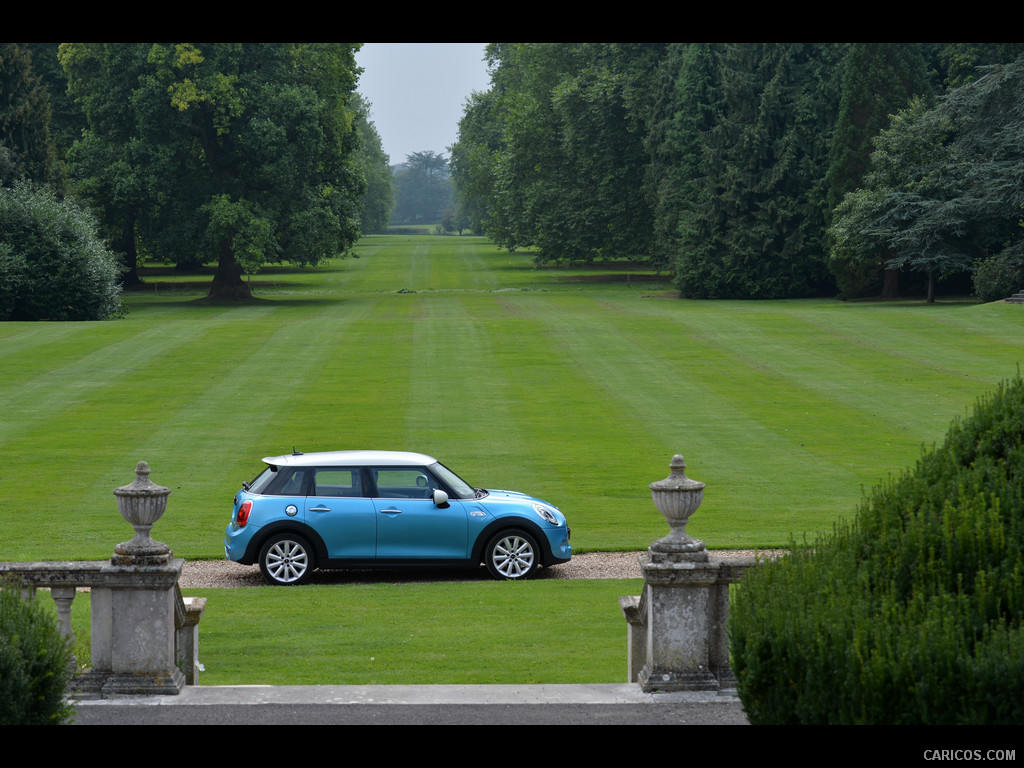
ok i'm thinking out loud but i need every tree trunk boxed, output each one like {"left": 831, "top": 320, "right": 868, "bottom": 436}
{"left": 119, "top": 236, "right": 142, "bottom": 286}
{"left": 927, "top": 269, "right": 935, "bottom": 303}
{"left": 115, "top": 214, "right": 142, "bottom": 286}
{"left": 880, "top": 268, "right": 900, "bottom": 299}
{"left": 208, "top": 247, "right": 252, "bottom": 300}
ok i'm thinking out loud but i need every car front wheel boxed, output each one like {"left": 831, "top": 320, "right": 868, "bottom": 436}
{"left": 259, "top": 533, "right": 313, "bottom": 586}
{"left": 485, "top": 529, "right": 539, "bottom": 580}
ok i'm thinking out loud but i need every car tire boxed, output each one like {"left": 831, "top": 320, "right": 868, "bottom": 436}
{"left": 484, "top": 529, "right": 540, "bottom": 580}
{"left": 258, "top": 533, "right": 314, "bottom": 586}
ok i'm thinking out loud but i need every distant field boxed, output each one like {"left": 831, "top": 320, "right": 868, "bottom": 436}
{"left": 2, "top": 234, "right": 1023, "bottom": 561}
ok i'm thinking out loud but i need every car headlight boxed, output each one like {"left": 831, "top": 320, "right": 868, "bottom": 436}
{"left": 533, "top": 503, "right": 560, "bottom": 525}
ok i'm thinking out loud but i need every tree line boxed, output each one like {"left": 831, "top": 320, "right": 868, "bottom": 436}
{"left": 0, "top": 43, "right": 394, "bottom": 315}
{"left": 450, "top": 43, "right": 1024, "bottom": 301}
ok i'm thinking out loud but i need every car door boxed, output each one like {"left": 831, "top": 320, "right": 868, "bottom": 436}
{"left": 371, "top": 466, "right": 469, "bottom": 559}
{"left": 304, "top": 467, "right": 376, "bottom": 559}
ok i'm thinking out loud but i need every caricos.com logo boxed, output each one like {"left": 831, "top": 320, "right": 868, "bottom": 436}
{"left": 923, "top": 750, "right": 1015, "bottom": 761}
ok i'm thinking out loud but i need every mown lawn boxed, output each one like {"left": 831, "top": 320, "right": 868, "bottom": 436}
{"left": 2, "top": 234, "right": 1023, "bottom": 560}
{"left": 54, "top": 579, "right": 639, "bottom": 685}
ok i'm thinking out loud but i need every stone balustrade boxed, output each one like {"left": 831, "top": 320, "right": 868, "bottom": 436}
{"left": 0, "top": 461, "right": 206, "bottom": 696}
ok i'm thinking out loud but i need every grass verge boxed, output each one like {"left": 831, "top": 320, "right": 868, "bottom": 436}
{"left": 51, "top": 579, "right": 640, "bottom": 685}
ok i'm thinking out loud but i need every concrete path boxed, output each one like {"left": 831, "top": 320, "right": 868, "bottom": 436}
{"left": 70, "top": 683, "right": 749, "bottom": 725}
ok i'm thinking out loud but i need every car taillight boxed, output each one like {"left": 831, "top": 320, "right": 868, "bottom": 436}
{"left": 237, "top": 500, "right": 252, "bottom": 527}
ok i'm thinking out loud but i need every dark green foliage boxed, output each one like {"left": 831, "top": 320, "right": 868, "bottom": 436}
{"left": 826, "top": 44, "right": 932, "bottom": 298}
{"left": 0, "top": 43, "right": 59, "bottom": 185}
{"left": 60, "top": 43, "right": 364, "bottom": 299}
{"left": 451, "top": 44, "right": 1022, "bottom": 299}
{"left": 0, "top": 182, "right": 122, "bottom": 321}
{"left": 730, "top": 376, "right": 1024, "bottom": 724}
{"left": 19, "top": 44, "right": 85, "bottom": 168}
{"left": 453, "top": 43, "right": 661, "bottom": 264}
{"left": 450, "top": 89, "right": 501, "bottom": 235}
{"left": 0, "top": 580, "right": 74, "bottom": 725}
{"left": 675, "top": 43, "right": 845, "bottom": 299}
{"left": 937, "top": 43, "right": 1024, "bottom": 88}
{"left": 827, "top": 44, "right": 932, "bottom": 214}
{"left": 973, "top": 256, "right": 1023, "bottom": 303}
{"left": 831, "top": 56, "right": 1024, "bottom": 302}
{"left": 644, "top": 43, "right": 721, "bottom": 273}
{"left": 351, "top": 95, "right": 394, "bottom": 235}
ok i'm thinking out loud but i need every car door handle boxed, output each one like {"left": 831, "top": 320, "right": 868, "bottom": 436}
{"left": 309, "top": 506, "right": 331, "bottom": 513}
{"left": 380, "top": 507, "right": 402, "bottom": 514}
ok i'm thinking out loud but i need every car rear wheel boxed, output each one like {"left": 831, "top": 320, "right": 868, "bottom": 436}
{"left": 259, "top": 533, "right": 313, "bottom": 586}
{"left": 485, "top": 529, "right": 539, "bottom": 580}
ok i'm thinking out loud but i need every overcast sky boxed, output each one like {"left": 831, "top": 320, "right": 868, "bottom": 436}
{"left": 355, "top": 43, "right": 492, "bottom": 167}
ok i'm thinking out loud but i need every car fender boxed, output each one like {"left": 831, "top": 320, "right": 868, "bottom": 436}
{"left": 471, "top": 518, "right": 557, "bottom": 566}
{"left": 241, "top": 520, "right": 329, "bottom": 566}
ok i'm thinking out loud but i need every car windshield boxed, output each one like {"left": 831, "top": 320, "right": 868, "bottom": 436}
{"left": 431, "top": 462, "right": 485, "bottom": 500}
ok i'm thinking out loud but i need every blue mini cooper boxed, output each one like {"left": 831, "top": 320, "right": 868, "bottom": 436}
{"left": 225, "top": 450, "right": 572, "bottom": 585}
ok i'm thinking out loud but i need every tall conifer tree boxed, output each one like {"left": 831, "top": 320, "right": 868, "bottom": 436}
{"left": 676, "top": 43, "right": 844, "bottom": 299}
{"left": 826, "top": 43, "right": 932, "bottom": 298}
{"left": 0, "top": 44, "right": 58, "bottom": 185}
{"left": 645, "top": 43, "right": 722, "bottom": 273}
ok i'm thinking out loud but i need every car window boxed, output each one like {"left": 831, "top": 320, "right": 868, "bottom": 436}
{"left": 372, "top": 467, "right": 438, "bottom": 499}
{"left": 313, "top": 468, "right": 364, "bottom": 498}
{"left": 262, "top": 467, "right": 310, "bottom": 496}
{"left": 246, "top": 466, "right": 278, "bottom": 494}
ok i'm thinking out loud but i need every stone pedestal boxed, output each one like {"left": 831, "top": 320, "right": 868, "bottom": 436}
{"left": 621, "top": 455, "right": 757, "bottom": 692}
{"left": 87, "top": 559, "right": 186, "bottom": 695}
{"left": 632, "top": 552, "right": 753, "bottom": 691}
{"left": 78, "top": 460, "right": 185, "bottom": 695}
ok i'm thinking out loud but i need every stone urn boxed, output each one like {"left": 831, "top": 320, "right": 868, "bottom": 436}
{"left": 112, "top": 460, "right": 172, "bottom": 565}
{"left": 648, "top": 454, "right": 706, "bottom": 559}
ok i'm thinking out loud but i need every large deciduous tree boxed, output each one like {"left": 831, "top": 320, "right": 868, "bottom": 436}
{"left": 350, "top": 94, "right": 394, "bottom": 235}
{"left": 60, "top": 43, "right": 364, "bottom": 299}
{"left": 452, "top": 43, "right": 661, "bottom": 264}
{"left": 449, "top": 89, "right": 503, "bottom": 235}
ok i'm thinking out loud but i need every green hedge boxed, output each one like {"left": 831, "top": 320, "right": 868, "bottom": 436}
{"left": 729, "top": 376, "right": 1024, "bottom": 724}
{"left": 973, "top": 255, "right": 1023, "bottom": 303}
{"left": 0, "top": 581, "right": 74, "bottom": 725}
{"left": 0, "top": 183, "right": 122, "bottom": 321}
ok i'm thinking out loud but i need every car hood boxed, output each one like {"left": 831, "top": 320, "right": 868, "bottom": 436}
{"left": 480, "top": 489, "right": 560, "bottom": 510}
{"left": 483, "top": 488, "right": 538, "bottom": 502}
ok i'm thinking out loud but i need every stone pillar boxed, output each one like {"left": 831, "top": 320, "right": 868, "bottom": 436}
{"left": 82, "top": 462, "right": 186, "bottom": 695}
{"left": 176, "top": 594, "right": 207, "bottom": 686}
{"left": 622, "top": 455, "right": 756, "bottom": 692}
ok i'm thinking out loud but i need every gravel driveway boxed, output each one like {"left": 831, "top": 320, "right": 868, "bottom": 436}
{"left": 179, "top": 550, "right": 781, "bottom": 588}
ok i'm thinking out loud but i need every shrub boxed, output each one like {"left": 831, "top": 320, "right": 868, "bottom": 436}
{"left": 0, "top": 580, "right": 74, "bottom": 725}
{"left": 729, "top": 375, "right": 1024, "bottom": 724}
{"left": 973, "top": 255, "right": 1023, "bottom": 302}
{"left": 0, "top": 182, "right": 122, "bottom": 321}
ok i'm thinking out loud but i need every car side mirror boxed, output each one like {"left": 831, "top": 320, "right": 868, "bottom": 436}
{"left": 433, "top": 489, "right": 449, "bottom": 508}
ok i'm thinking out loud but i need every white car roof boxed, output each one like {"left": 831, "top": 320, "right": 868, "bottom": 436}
{"left": 263, "top": 450, "right": 438, "bottom": 468}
